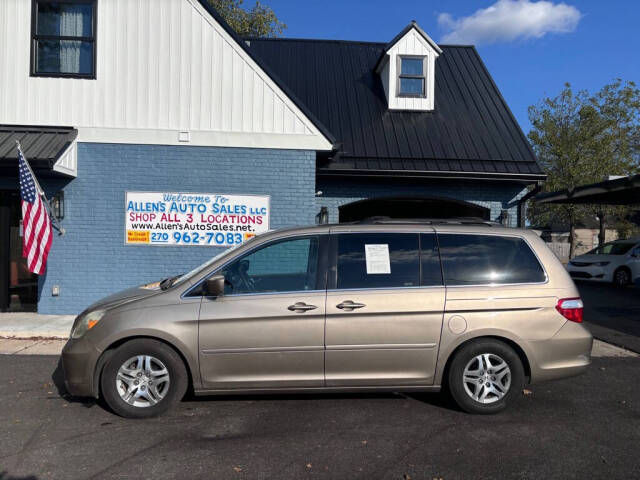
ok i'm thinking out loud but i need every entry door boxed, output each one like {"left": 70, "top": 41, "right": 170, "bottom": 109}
{"left": 325, "top": 232, "right": 445, "bottom": 386}
{"left": 0, "top": 191, "right": 38, "bottom": 312}
{"left": 198, "top": 235, "right": 327, "bottom": 390}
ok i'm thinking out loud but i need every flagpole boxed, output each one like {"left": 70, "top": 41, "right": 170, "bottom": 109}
{"left": 15, "top": 140, "right": 66, "bottom": 236}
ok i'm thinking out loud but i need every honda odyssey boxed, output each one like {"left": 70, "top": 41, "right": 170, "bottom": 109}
{"left": 61, "top": 220, "right": 592, "bottom": 417}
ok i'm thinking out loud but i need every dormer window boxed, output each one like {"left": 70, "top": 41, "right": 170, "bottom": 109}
{"left": 398, "top": 56, "right": 426, "bottom": 97}
{"left": 376, "top": 21, "right": 441, "bottom": 111}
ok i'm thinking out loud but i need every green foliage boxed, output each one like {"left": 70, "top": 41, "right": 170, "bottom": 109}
{"left": 527, "top": 80, "right": 640, "bottom": 255}
{"left": 208, "top": 0, "right": 286, "bottom": 37}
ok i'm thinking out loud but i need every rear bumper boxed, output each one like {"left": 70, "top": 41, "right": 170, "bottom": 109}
{"left": 528, "top": 321, "right": 593, "bottom": 384}
{"left": 61, "top": 336, "right": 101, "bottom": 397}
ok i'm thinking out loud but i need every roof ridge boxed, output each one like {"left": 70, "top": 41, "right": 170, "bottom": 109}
{"left": 246, "top": 37, "right": 387, "bottom": 46}
{"left": 246, "top": 37, "right": 475, "bottom": 49}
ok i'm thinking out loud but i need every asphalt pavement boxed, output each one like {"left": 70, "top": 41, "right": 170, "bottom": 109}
{"left": 577, "top": 281, "right": 640, "bottom": 353}
{"left": 0, "top": 354, "right": 639, "bottom": 480}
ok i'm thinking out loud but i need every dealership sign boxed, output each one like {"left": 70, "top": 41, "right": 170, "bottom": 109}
{"left": 125, "top": 191, "right": 270, "bottom": 246}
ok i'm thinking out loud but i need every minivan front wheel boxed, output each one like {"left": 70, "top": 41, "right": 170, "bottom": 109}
{"left": 100, "top": 339, "right": 188, "bottom": 418}
{"left": 447, "top": 339, "right": 524, "bottom": 414}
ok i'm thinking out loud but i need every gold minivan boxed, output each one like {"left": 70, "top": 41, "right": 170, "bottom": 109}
{"left": 62, "top": 221, "right": 592, "bottom": 418}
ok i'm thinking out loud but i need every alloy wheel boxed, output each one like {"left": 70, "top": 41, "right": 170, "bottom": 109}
{"left": 462, "top": 353, "right": 511, "bottom": 404}
{"left": 116, "top": 355, "right": 171, "bottom": 407}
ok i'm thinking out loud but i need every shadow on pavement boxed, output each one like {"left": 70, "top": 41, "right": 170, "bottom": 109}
{"left": 50, "top": 357, "right": 97, "bottom": 408}
{"left": 0, "top": 472, "right": 39, "bottom": 480}
{"left": 186, "top": 389, "right": 459, "bottom": 412}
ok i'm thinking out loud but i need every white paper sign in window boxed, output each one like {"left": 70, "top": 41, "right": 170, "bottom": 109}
{"left": 365, "top": 244, "right": 391, "bottom": 274}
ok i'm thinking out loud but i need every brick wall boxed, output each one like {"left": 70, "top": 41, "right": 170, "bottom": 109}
{"left": 315, "top": 178, "right": 528, "bottom": 226}
{"left": 32, "top": 143, "right": 316, "bottom": 314}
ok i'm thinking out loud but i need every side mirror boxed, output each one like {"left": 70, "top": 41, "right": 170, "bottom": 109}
{"left": 203, "top": 275, "right": 225, "bottom": 297}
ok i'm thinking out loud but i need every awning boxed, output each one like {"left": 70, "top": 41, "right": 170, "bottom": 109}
{"left": 0, "top": 125, "right": 78, "bottom": 178}
{"left": 535, "top": 175, "right": 640, "bottom": 205}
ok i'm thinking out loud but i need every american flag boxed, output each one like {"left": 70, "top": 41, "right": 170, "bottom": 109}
{"left": 18, "top": 148, "right": 52, "bottom": 275}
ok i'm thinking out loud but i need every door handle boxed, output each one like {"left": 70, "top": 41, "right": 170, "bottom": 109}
{"left": 336, "top": 300, "right": 366, "bottom": 311}
{"left": 287, "top": 302, "right": 317, "bottom": 313}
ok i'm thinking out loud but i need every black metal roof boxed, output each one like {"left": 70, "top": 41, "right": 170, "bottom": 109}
{"left": 248, "top": 38, "right": 544, "bottom": 182}
{"left": 0, "top": 125, "right": 78, "bottom": 177}
{"left": 535, "top": 175, "right": 640, "bottom": 205}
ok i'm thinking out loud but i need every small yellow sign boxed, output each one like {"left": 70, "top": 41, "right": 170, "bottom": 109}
{"left": 127, "top": 230, "right": 150, "bottom": 244}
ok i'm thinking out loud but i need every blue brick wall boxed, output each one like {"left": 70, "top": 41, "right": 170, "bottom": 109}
{"left": 315, "top": 178, "right": 527, "bottom": 226}
{"left": 26, "top": 143, "right": 315, "bottom": 314}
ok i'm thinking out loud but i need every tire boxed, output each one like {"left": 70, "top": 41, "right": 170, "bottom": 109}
{"left": 100, "top": 339, "right": 188, "bottom": 418}
{"left": 613, "top": 267, "right": 631, "bottom": 287}
{"left": 447, "top": 339, "right": 524, "bottom": 415}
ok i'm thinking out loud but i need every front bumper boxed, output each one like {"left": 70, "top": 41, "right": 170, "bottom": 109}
{"left": 566, "top": 265, "right": 609, "bottom": 281}
{"left": 61, "top": 336, "right": 102, "bottom": 397}
{"left": 528, "top": 320, "right": 593, "bottom": 384}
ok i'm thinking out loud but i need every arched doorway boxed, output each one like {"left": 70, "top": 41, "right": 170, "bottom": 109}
{"left": 338, "top": 196, "right": 490, "bottom": 223}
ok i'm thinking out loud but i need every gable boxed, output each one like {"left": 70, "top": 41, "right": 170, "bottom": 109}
{"left": 0, "top": 0, "right": 333, "bottom": 151}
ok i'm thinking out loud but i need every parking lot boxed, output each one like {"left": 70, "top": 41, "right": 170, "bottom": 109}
{"left": 0, "top": 353, "right": 638, "bottom": 480}
{"left": 1, "top": 280, "right": 639, "bottom": 479}
{"left": 577, "top": 281, "right": 640, "bottom": 353}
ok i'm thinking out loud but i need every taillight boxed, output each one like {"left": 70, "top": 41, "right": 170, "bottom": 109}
{"left": 556, "top": 297, "right": 584, "bottom": 323}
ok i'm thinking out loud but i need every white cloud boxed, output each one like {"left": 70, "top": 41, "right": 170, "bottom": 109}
{"left": 438, "top": 0, "right": 581, "bottom": 45}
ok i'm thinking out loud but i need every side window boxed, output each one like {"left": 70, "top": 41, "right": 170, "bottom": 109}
{"left": 220, "top": 236, "right": 320, "bottom": 295}
{"left": 420, "top": 234, "right": 443, "bottom": 286}
{"left": 438, "top": 234, "right": 546, "bottom": 286}
{"left": 336, "top": 233, "right": 419, "bottom": 289}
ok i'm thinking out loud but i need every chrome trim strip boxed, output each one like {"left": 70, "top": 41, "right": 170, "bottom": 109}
{"left": 444, "top": 307, "right": 540, "bottom": 314}
{"left": 326, "top": 285, "right": 444, "bottom": 293}
{"left": 326, "top": 343, "right": 437, "bottom": 351}
{"left": 204, "top": 289, "right": 326, "bottom": 299}
{"left": 201, "top": 345, "right": 324, "bottom": 355}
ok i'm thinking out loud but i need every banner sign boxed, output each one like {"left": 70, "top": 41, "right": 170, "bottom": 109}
{"left": 125, "top": 191, "right": 270, "bottom": 246}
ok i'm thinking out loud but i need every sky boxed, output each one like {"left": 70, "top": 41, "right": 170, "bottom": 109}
{"left": 266, "top": 0, "right": 640, "bottom": 133}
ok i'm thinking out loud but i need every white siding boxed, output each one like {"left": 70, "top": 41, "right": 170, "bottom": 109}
{"left": 0, "top": 0, "right": 331, "bottom": 150}
{"left": 382, "top": 29, "right": 438, "bottom": 112}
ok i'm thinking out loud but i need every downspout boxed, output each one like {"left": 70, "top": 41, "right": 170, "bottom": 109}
{"left": 517, "top": 182, "right": 543, "bottom": 228}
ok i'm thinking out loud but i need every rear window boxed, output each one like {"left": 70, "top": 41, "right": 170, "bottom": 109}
{"left": 438, "top": 234, "right": 546, "bottom": 286}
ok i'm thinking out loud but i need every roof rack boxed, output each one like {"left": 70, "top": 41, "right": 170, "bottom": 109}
{"left": 354, "top": 216, "right": 502, "bottom": 227}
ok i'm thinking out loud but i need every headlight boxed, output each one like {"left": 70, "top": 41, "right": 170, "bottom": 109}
{"left": 71, "top": 309, "right": 106, "bottom": 339}
{"left": 595, "top": 261, "right": 610, "bottom": 266}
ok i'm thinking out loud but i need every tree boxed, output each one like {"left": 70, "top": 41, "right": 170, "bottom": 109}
{"left": 527, "top": 81, "right": 640, "bottom": 257}
{"left": 208, "top": 0, "right": 286, "bottom": 37}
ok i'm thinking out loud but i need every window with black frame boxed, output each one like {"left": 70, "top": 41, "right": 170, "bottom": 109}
{"left": 31, "top": 0, "right": 97, "bottom": 78}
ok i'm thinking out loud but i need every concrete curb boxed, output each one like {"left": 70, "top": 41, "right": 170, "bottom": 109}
{"left": 0, "top": 333, "right": 69, "bottom": 340}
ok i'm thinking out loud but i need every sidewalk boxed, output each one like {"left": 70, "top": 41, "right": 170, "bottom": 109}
{"left": 0, "top": 312, "right": 74, "bottom": 339}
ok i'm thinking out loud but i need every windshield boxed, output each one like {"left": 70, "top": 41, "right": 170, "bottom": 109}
{"left": 587, "top": 242, "right": 636, "bottom": 255}
{"left": 171, "top": 241, "right": 250, "bottom": 288}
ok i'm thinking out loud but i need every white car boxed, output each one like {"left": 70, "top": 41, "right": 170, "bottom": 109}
{"left": 567, "top": 238, "right": 640, "bottom": 286}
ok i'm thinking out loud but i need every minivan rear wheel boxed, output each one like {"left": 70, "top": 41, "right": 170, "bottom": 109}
{"left": 447, "top": 339, "right": 524, "bottom": 414}
{"left": 100, "top": 339, "right": 188, "bottom": 418}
